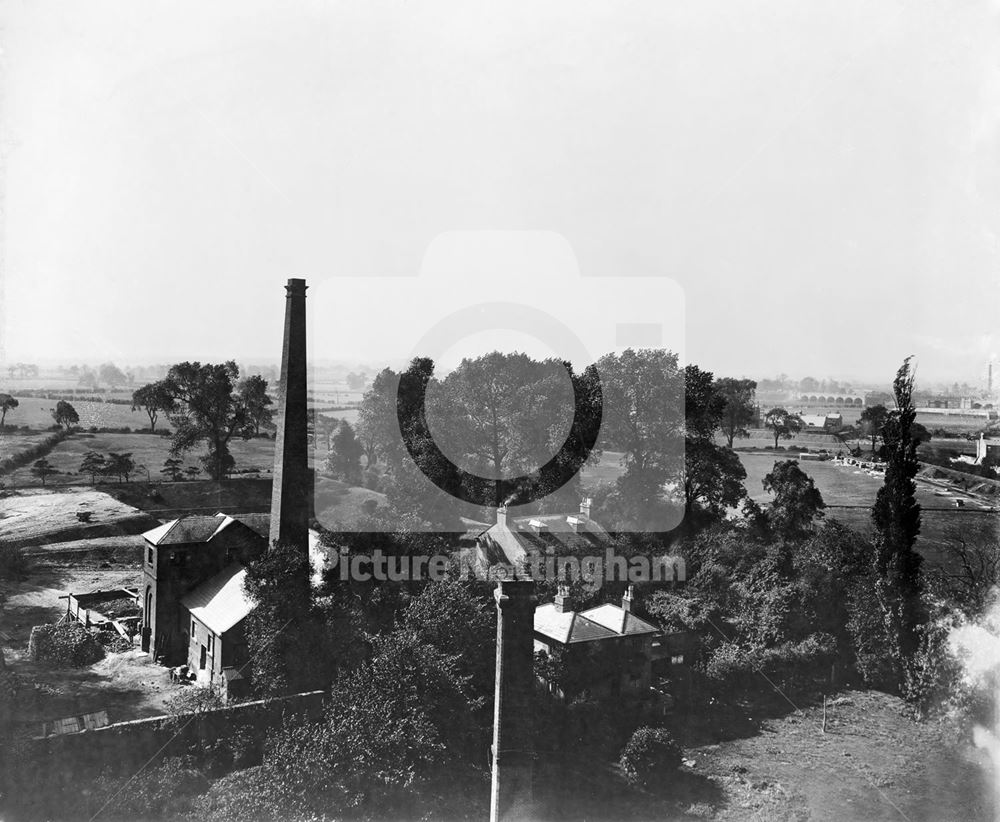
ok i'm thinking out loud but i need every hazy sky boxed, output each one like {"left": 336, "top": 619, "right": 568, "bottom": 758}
{"left": 2, "top": 0, "right": 998, "bottom": 385}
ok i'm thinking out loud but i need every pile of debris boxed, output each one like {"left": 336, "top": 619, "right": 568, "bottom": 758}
{"left": 28, "top": 622, "right": 106, "bottom": 667}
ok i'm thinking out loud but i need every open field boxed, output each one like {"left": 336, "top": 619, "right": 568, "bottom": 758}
{"left": 105, "top": 477, "right": 275, "bottom": 519}
{"left": 0, "top": 429, "right": 59, "bottom": 460}
{"left": 0, "top": 395, "right": 166, "bottom": 432}
{"left": 0, "top": 488, "right": 160, "bottom": 548}
{"left": 318, "top": 407, "right": 360, "bottom": 426}
{"left": 738, "top": 452, "right": 999, "bottom": 567}
{"left": 1, "top": 428, "right": 356, "bottom": 489}
{"left": 2, "top": 432, "right": 283, "bottom": 488}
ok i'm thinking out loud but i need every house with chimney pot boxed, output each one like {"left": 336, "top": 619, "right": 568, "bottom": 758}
{"left": 533, "top": 584, "right": 659, "bottom": 699}
{"left": 469, "top": 498, "right": 612, "bottom": 572}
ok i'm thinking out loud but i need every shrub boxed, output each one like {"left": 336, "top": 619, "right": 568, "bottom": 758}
{"left": 192, "top": 766, "right": 295, "bottom": 822}
{"left": 87, "top": 756, "right": 209, "bottom": 820}
{"left": 28, "top": 622, "right": 105, "bottom": 666}
{"left": 620, "top": 727, "right": 683, "bottom": 786}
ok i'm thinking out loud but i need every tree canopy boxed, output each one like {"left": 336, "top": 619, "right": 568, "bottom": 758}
{"left": 859, "top": 404, "right": 889, "bottom": 453}
{"left": 762, "top": 459, "right": 826, "bottom": 538}
{"left": 159, "top": 362, "right": 260, "bottom": 480}
{"left": 0, "top": 393, "right": 18, "bottom": 428}
{"left": 52, "top": 400, "right": 79, "bottom": 429}
{"left": 716, "top": 377, "right": 757, "bottom": 448}
{"left": 871, "top": 357, "right": 924, "bottom": 673}
{"left": 132, "top": 381, "right": 177, "bottom": 433}
{"left": 763, "top": 407, "right": 802, "bottom": 449}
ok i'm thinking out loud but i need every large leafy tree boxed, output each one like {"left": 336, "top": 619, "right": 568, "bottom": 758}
{"left": 243, "top": 540, "right": 339, "bottom": 698}
{"left": 162, "top": 361, "right": 255, "bottom": 481}
{"left": 80, "top": 451, "right": 106, "bottom": 483}
{"left": 762, "top": 459, "right": 825, "bottom": 538}
{"left": 683, "top": 437, "right": 746, "bottom": 521}
{"left": 0, "top": 393, "right": 18, "bottom": 428}
{"left": 684, "top": 364, "right": 726, "bottom": 440}
{"left": 31, "top": 458, "right": 57, "bottom": 486}
{"left": 356, "top": 367, "right": 404, "bottom": 470}
{"left": 859, "top": 404, "right": 889, "bottom": 454}
{"left": 131, "top": 380, "right": 176, "bottom": 433}
{"left": 401, "top": 580, "right": 496, "bottom": 712}
{"left": 327, "top": 420, "right": 365, "bottom": 483}
{"left": 257, "top": 629, "right": 486, "bottom": 819}
{"left": 716, "top": 377, "right": 757, "bottom": 448}
{"left": 104, "top": 452, "right": 136, "bottom": 483}
{"left": 597, "top": 349, "right": 685, "bottom": 528}
{"left": 763, "top": 407, "right": 802, "bottom": 449}
{"left": 237, "top": 374, "right": 274, "bottom": 436}
{"left": 871, "top": 357, "right": 923, "bottom": 669}
{"left": 428, "top": 352, "right": 576, "bottom": 482}
{"left": 52, "top": 400, "right": 79, "bottom": 429}
{"left": 99, "top": 362, "right": 128, "bottom": 389}
{"left": 678, "top": 366, "right": 746, "bottom": 529}
{"left": 160, "top": 457, "right": 184, "bottom": 482}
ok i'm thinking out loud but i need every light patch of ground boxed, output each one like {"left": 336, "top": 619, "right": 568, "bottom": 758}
{"left": 690, "top": 691, "right": 992, "bottom": 822}
{"left": 1, "top": 548, "right": 185, "bottom": 736}
{"left": 0, "top": 488, "right": 158, "bottom": 546}
{"left": 20, "top": 534, "right": 145, "bottom": 558}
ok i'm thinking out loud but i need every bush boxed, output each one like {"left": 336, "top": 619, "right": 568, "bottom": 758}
{"left": 87, "top": 756, "right": 209, "bottom": 820}
{"left": 28, "top": 622, "right": 105, "bottom": 666}
{"left": 619, "top": 727, "right": 683, "bottom": 786}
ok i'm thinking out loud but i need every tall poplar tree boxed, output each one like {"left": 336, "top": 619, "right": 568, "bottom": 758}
{"left": 871, "top": 356, "right": 923, "bottom": 674}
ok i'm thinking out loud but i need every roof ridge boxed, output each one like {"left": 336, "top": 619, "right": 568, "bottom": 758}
{"left": 159, "top": 518, "right": 181, "bottom": 543}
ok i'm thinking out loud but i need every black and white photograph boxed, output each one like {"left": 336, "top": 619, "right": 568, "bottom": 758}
{"left": 1, "top": 2, "right": 999, "bottom": 820}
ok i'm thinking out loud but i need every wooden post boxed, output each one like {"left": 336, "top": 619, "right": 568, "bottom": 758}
{"left": 822, "top": 695, "right": 827, "bottom": 734}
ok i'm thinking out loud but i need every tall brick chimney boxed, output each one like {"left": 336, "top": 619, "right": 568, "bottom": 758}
{"left": 269, "top": 278, "right": 310, "bottom": 557}
{"left": 491, "top": 579, "right": 537, "bottom": 822}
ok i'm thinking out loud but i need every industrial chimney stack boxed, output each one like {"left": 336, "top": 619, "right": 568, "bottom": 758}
{"left": 269, "top": 278, "right": 310, "bottom": 558}
{"left": 490, "top": 579, "right": 537, "bottom": 822}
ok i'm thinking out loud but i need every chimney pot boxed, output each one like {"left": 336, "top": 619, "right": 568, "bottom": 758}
{"left": 579, "top": 497, "right": 592, "bottom": 518}
{"left": 554, "top": 584, "right": 574, "bottom": 613}
{"left": 496, "top": 505, "right": 508, "bottom": 528}
{"left": 622, "top": 584, "right": 635, "bottom": 613}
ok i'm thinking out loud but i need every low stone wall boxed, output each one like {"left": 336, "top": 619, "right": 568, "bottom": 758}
{"left": 0, "top": 690, "right": 325, "bottom": 814}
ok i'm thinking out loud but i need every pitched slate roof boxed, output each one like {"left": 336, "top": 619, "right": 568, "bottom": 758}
{"left": 180, "top": 563, "right": 253, "bottom": 635}
{"left": 477, "top": 513, "right": 612, "bottom": 566}
{"left": 142, "top": 513, "right": 270, "bottom": 547}
{"left": 580, "top": 603, "right": 659, "bottom": 636}
{"left": 533, "top": 602, "right": 620, "bottom": 644}
{"left": 224, "top": 513, "right": 271, "bottom": 539}
{"left": 142, "top": 515, "right": 230, "bottom": 546}
{"left": 534, "top": 601, "right": 659, "bottom": 645}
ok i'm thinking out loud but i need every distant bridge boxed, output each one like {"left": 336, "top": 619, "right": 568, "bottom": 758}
{"left": 797, "top": 394, "right": 865, "bottom": 407}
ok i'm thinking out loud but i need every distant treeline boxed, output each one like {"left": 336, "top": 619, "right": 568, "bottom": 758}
{"left": 11, "top": 389, "right": 133, "bottom": 404}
